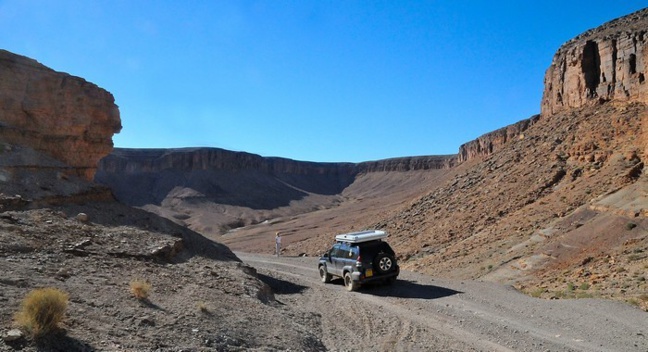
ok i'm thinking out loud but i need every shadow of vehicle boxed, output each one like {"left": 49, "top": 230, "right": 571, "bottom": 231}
{"left": 257, "top": 273, "right": 308, "bottom": 295}
{"left": 362, "top": 279, "right": 462, "bottom": 299}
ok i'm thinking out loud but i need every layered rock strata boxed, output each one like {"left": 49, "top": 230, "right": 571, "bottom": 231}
{"left": 0, "top": 50, "right": 122, "bottom": 180}
{"left": 457, "top": 116, "right": 539, "bottom": 163}
{"left": 542, "top": 8, "right": 648, "bottom": 115}
{"left": 99, "top": 148, "right": 456, "bottom": 175}
{"left": 96, "top": 148, "right": 457, "bottom": 206}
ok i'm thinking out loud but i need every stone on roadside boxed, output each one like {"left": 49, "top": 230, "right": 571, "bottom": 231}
{"left": 76, "top": 212, "right": 89, "bottom": 223}
{"left": 4, "top": 329, "right": 24, "bottom": 342}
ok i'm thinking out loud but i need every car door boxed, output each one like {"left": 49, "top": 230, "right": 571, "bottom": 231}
{"left": 329, "top": 243, "right": 343, "bottom": 276}
{"left": 336, "top": 242, "right": 357, "bottom": 274}
{"left": 333, "top": 242, "right": 350, "bottom": 275}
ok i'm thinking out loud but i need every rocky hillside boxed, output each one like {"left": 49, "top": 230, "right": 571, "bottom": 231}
{"left": 369, "top": 8, "right": 648, "bottom": 308}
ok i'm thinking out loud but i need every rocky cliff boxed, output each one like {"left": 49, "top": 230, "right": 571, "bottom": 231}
{"left": 459, "top": 8, "right": 648, "bottom": 163}
{"left": 457, "top": 116, "right": 539, "bottom": 163}
{"left": 96, "top": 147, "right": 456, "bottom": 207}
{"left": 98, "top": 148, "right": 456, "bottom": 175}
{"left": 0, "top": 49, "right": 122, "bottom": 180}
{"left": 357, "top": 155, "right": 456, "bottom": 172}
{"left": 542, "top": 8, "right": 648, "bottom": 115}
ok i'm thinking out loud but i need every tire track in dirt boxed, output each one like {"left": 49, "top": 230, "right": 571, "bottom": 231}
{"left": 238, "top": 253, "right": 484, "bottom": 351}
{"left": 237, "top": 253, "right": 648, "bottom": 352}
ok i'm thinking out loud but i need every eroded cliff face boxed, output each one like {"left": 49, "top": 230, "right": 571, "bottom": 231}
{"left": 0, "top": 50, "right": 122, "bottom": 180}
{"left": 98, "top": 148, "right": 455, "bottom": 176}
{"left": 96, "top": 147, "right": 456, "bottom": 207}
{"left": 542, "top": 8, "right": 648, "bottom": 116}
{"left": 357, "top": 155, "right": 456, "bottom": 172}
{"left": 459, "top": 8, "right": 648, "bottom": 163}
{"left": 457, "top": 116, "right": 539, "bottom": 163}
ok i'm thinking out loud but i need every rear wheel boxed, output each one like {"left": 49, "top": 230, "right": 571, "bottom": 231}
{"left": 344, "top": 272, "right": 359, "bottom": 292}
{"left": 319, "top": 265, "right": 332, "bottom": 283}
{"left": 374, "top": 253, "right": 395, "bottom": 274}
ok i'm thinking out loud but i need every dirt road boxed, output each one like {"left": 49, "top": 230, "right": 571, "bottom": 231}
{"left": 237, "top": 252, "right": 647, "bottom": 352}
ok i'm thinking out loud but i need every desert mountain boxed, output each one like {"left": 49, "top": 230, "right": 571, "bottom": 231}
{"left": 96, "top": 8, "right": 648, "bottom": 310}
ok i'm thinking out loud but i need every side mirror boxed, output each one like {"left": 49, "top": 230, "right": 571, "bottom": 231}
{"left": 323, "top": 253, "right": 329, "bottom": 258}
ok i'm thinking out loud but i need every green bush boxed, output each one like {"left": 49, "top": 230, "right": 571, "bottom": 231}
{"left": 567, "top": 282, "right": 576, "bottom": 291}
{"left": 15, "top": 288, "right": 69, "bottom": 336}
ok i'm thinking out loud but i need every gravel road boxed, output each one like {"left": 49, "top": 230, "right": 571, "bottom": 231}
{"left": 236, "top": 252, "right": 647, "bottom": 352}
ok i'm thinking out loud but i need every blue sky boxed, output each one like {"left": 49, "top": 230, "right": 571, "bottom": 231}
{"left": 1, "top": 1, "right": 646, "bottom": 162}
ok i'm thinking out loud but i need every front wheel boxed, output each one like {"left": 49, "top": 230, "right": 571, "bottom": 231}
{"left": 344, "top": 272, "right": 359, "bottom": 292}
{"left": 319, "top": 265, "right": 332, "bottom": 283}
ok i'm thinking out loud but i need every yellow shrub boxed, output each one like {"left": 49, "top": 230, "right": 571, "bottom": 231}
{"left": 129, "top": 279, "right": 151, "bottom": 300}
{"left": 15, "top": 288, "right": 68, "bottom": 336}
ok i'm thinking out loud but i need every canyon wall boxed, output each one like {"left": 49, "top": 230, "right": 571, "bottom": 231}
{"left": 98, "top": 148, "right": 456, "bottom": 176}
{"left": 357, "top": 155, "right": 456, "bottom": 172}
{"left": 0, "top": 50, "right": 122, "bottom": 180}
{"left": 542, "top": 8, "right": 648, "bottom": 116}
{"left": 462, "top": 8, "right": 648, "bottom": 163}
{"left": 99, "top": 148, "right": 356, "bottom": 175}
{"left": 457, "top": 116, "right": 539, "bottom": 163}
{"left": 95, "top": 148, "right": 457, "bottom": 207}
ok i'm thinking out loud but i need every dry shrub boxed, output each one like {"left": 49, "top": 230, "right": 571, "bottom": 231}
{"left": 130, "top": 279, "right": 151, "bottom": 300}
{"left": 197, "top": 301, "right": 209, "bottom": 313}
{"left": 14, "top": 287, "right": 68, "bottom": 336}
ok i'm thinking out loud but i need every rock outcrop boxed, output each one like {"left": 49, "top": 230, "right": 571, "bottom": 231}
{"left": 457, "top": 116, "right": 539, "bottom": 163}
{"left": 542, "top": 8, "right": 648, "bottom": 115}
{"left": 0, "top": 49, "right": 122, "bottom": 180}
{"left": 357, "top": 155, "right": 456, "bottom": 172}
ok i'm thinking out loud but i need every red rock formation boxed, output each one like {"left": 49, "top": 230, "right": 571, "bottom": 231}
{"left": 457, "top": 116, "right": 539, "bottom": 163}
{"left": 542, "top": 8, "right": 648, "bottom": 116}
{"left": 357, "top": 155, "right": 456, "bottom": 172}
{"left": 459, "top": 8, "right": 648, "bottom": 163}
{"left": 0, "top": 50, "right": 121, "bottom": 180}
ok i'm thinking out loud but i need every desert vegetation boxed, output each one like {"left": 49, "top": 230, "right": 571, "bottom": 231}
{"left": 14, "top": 288, "right": 69, "bottom": 337}
{"left": 129, "top": 279, "right": 152, "bottom": 300}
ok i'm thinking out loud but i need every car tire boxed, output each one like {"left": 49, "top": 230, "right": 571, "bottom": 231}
{"left": 319, "top": 265, "right": 332, "bottom": 283}
{"left": 374, "top": 253, "right": 395, "bottom": 274}
{"left": 344, "top": 272, "right": 359, "bottom": 292}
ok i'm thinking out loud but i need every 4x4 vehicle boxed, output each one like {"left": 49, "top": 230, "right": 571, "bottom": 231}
{"left": 318, "top": 230, "right": 399, "bottom": 291}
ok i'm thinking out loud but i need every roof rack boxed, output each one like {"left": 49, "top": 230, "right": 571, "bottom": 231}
{"left": 335, "top": 230, "right": 387, "bottom": 243}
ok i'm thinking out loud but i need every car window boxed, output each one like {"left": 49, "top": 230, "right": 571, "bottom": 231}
{"left": 350, "top": 246, "right": 359, "bottom": 260}
{"left": 330, "top": 244, "right": 342, "bottom": 258}
{"left": 338, "top": 243, "right": 350, "bottom": 258}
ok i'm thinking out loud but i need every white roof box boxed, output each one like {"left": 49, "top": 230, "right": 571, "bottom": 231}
{"left": 335, "top": 230, "right": 387, "bottom": 243}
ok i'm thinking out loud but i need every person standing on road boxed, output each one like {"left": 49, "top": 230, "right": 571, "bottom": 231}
{"left": 275, "top": 232, "right": 282, "bottom": 257}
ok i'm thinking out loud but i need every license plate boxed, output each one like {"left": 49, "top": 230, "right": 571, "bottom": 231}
{"left": 365, "top": 269, "right": 373, "bottom": 277}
